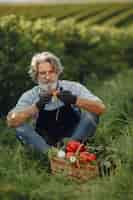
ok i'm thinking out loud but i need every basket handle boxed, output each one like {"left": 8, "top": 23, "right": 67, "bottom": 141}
{"left": 74, "top": 144, "right": 84, "bottom": 168}
{"left": 75, "top": 144, "right": 84, "bottom": 156}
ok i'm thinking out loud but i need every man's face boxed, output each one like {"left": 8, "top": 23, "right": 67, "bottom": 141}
{"left": 37, "top": 62, "right": 59, "bottom": 92}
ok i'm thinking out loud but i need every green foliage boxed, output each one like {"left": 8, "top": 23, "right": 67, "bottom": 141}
{"left": 93, "top": 70, "right": 133, "bottom": 143}
{"left": 0, "top": 18, "right": 36, "bottom": 114}
{"left": 1, "top": 15, "right": 133, "bottom": 114}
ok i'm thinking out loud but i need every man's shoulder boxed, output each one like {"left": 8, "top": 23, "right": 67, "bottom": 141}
{"left": 21, "top": 85, "right": 39, "bottom": 98}
{"left": 59, "top": 80, "right": 81, "bottom": 89}
{"left": 10, "top": 86, "right": 39, "bottom": 113}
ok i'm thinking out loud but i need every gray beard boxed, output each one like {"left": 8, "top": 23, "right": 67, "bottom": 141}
{"left": 38, "top": 81, "right": 58, "bottom": 94}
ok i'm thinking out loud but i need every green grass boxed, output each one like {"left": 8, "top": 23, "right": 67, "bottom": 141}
{"left": 0, "top": 69, "right": 133, "bottom": 199}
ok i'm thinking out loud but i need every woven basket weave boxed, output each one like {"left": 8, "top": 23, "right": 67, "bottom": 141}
{"left": 50, "top": 157, "right": 99, "bottom": 181}
{"left": 50, "top": 144, "right": 99, "bottom": 181}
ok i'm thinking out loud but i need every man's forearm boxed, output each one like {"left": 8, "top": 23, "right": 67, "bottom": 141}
{"left": 76, "top": 97, "right": 106, "bottom": 115}
{"left": 7, "top": 104, "right": 39, "bottom": 128}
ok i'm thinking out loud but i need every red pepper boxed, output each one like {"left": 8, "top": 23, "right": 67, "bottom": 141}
{"left": 87, "top": 153, "right": 96, "bottom": 161}
{"left": 66, "top": 140, "right": 86, "bottom": 153}
{"left": 79, "top": 152, "right": 96, "bottom": 163}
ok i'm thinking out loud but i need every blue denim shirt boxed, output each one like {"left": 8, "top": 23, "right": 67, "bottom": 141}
{"left": 11, "top": 80, "right": 102, "bottom": 113}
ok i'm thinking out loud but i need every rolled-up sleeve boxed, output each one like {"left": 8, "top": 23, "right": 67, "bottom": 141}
{"left": 72, "top": 82, "right": 102, "bottom": 102}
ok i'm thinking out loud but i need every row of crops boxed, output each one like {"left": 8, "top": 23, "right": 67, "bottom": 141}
{"left": 0, "top": 3, "right": 133, "bottom": 28}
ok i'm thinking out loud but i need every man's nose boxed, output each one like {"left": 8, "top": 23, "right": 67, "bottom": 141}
{"left": 45, "top": 72, "right": 51, "bottom": 80}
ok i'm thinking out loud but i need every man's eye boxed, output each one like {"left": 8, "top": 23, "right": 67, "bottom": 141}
{"left": 39, "top": 71, "right": 55, "bottom": 75}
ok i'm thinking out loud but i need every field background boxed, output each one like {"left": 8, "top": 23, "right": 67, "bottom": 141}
{"left": 0, "top": 2, "right": 133, "bottom": 200}
{"left": 0, "top": 3, "right": 133, "bottom": 28}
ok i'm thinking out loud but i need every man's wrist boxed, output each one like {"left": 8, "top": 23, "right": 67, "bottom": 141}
{"left": 35, "top": 101, "right": 44, "bottom": 110}
{"left": 70, "top": 95, "right": 77, "bottom": 105}
{"left": 7, "top": 104, "right": 38, "bottom": 128}
{"left": 36, "top": 93, "right": 52, "bottom": 110}
{"left": 57, "top": 90, "right": 77, "bottom": 105}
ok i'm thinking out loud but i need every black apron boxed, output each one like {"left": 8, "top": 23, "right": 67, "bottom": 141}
{"left": 35, "top": 105, "right": 81, "bottom": 145}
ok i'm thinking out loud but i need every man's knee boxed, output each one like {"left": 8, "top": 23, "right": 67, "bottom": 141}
{"left": 83, "top": 111, "right": 99, "bottom": 137}
{"left": 82, "top": 111, "right": 99, "bottom": 125}
{"left": 15, "top": 123, "right": 50, "bottom": 152}
{"left": 70, "top": 111, "right": 99, "bottom": 142}
{"left": 15, "top": 123, "right": 35, "bottom": 144}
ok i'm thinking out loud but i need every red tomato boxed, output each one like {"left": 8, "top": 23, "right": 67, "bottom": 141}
{"left": 79, "top": 152, "right": 91, "bottom": 163}
{"left": 79, "top": 152, "right": 96, "bottom": 163}
{"left": 87, "top": 153, "right": 96, "bottom": 161}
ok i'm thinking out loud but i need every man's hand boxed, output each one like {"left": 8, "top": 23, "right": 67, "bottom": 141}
{"left": 57, "top": 90, "right": 77, "bottom": 105}
{"left": 7, "top": 104, "right": 39, "bottom": 128}
{"left": 36, "top": 93, "right": 52, "bottom": 110}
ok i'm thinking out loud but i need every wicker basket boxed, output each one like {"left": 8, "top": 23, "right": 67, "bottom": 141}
{"left": 50, "top": 144, "right": 99, "bottom": 181}
{"left": 50, "top": 157, "right": 99, "bottom": 181}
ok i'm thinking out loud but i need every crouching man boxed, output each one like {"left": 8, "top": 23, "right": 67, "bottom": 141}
{"left": 7, "top": 51, "right": 106, "bottom": 153}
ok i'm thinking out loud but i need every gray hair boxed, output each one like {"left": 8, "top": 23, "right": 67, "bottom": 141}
{"left": 28, "top": 51, "right": 64, "bottom": 82}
